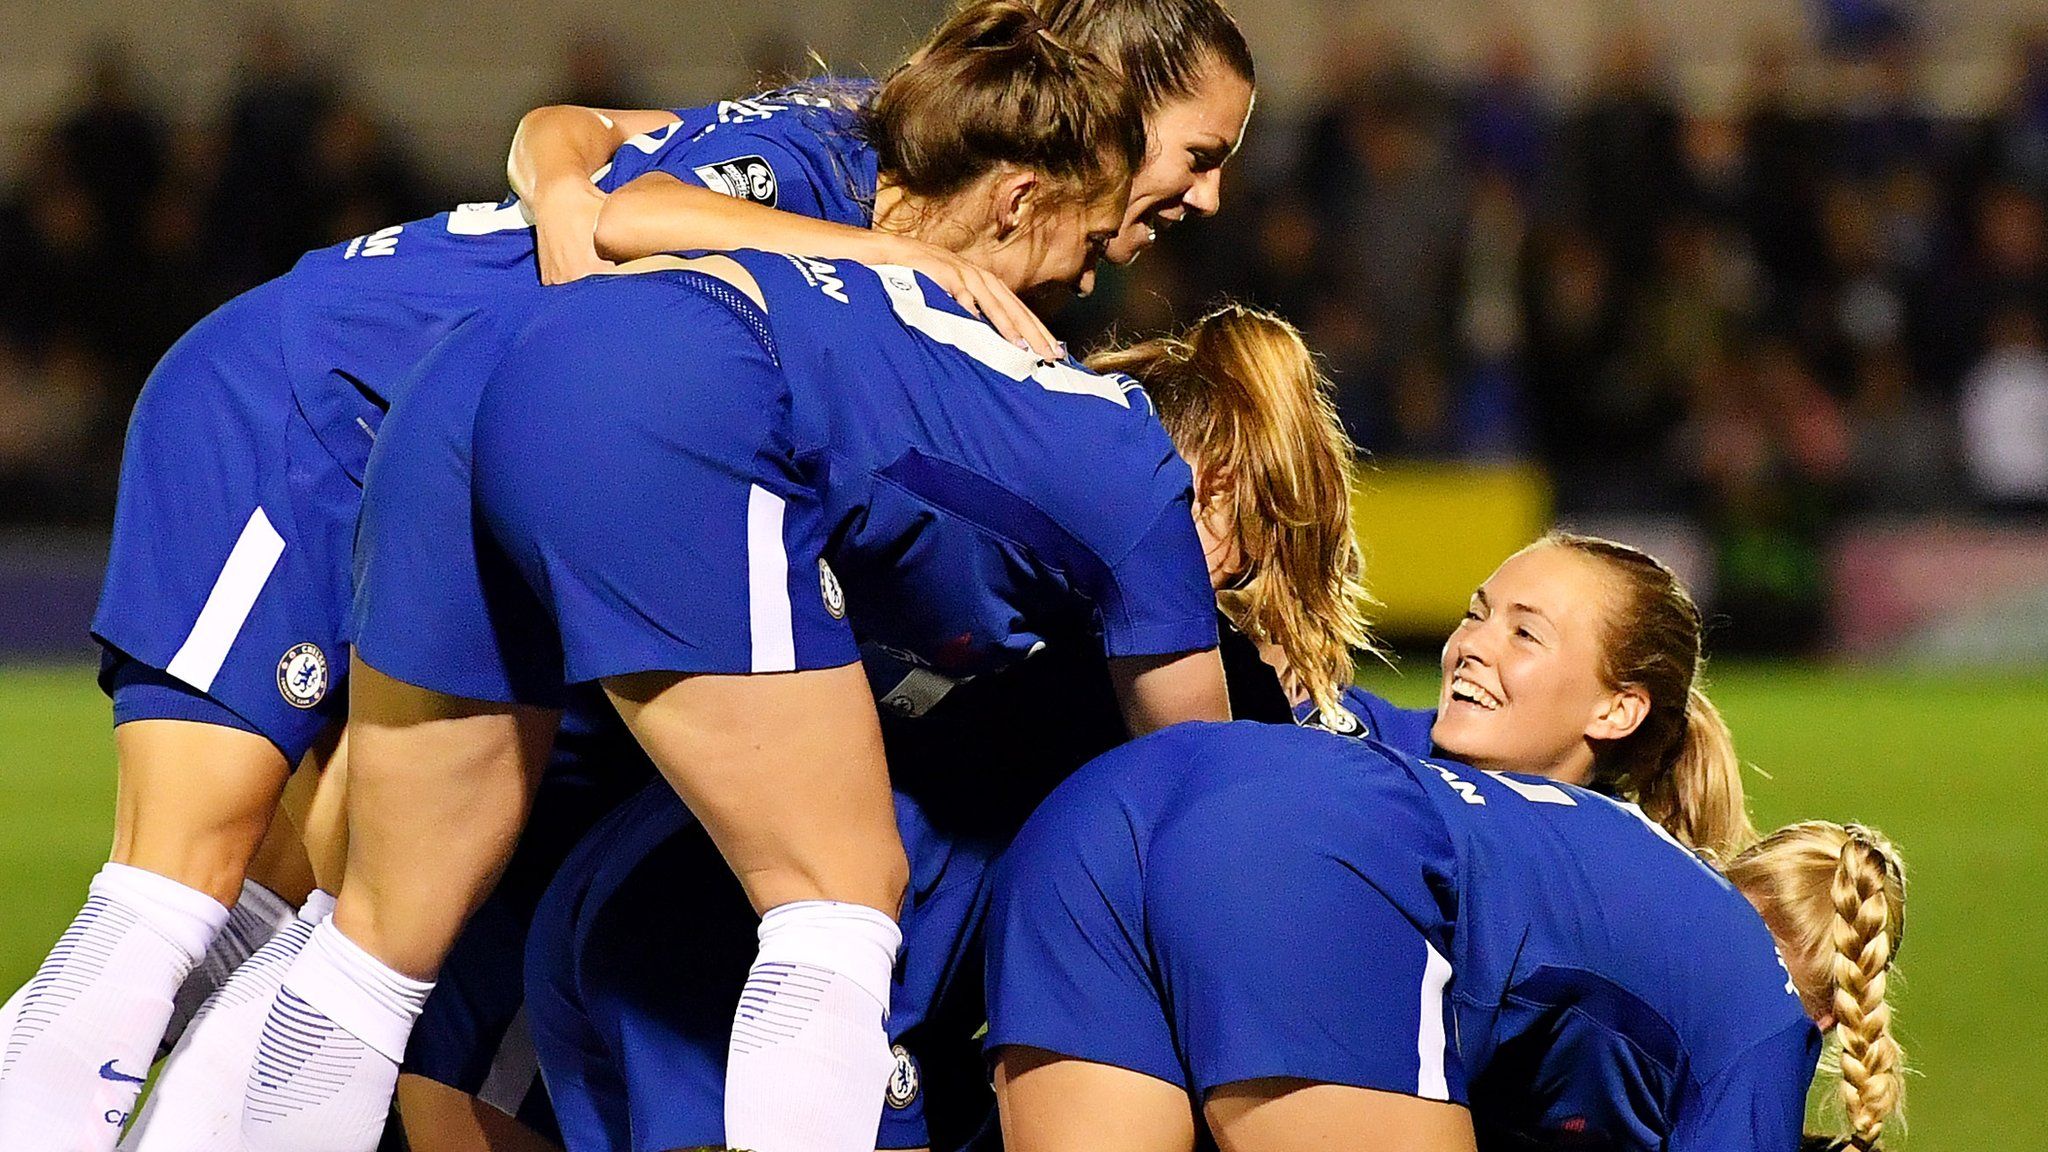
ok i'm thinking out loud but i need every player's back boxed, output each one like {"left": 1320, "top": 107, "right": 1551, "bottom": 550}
{"left": 730, "top": 251, "right": 1218, "bottom": 682}
{"left": 1417, "top": 760, "right": 1819, "bottom": 1149}
{"left": 277, "top": 88, "right": 873, "bottom": 482}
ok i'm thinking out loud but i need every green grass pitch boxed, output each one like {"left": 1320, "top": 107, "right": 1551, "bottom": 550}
{"left": 3, "top": 660, "right": 2043, "bottom": 1150}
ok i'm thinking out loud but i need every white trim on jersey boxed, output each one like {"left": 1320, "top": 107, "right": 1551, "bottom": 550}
{"left": 871, "top": 264, "right": 1135, "bottom": 408}
{"left": 1416, "top": 939, "right": 1454, "bottom": 1101}
{"left": 165, "top": 507, "right": 287, "bottom": 693}
{"left": 747, "top": 486, "right": 796, "bottom": 672}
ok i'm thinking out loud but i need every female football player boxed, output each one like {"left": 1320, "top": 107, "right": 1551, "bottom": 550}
{"left": 1310, "top": 533, "right": 1755, "bottom": 860}
{"left": 83, "top": 11, "right": 1259, "bottom": 1152}
{"left": 983, "top": 542, "right": 1902, "bottom": 1152}
{"left": 0, "top": 6, "right": 1225, "bottom": 1150}
{"left": 514, "top": 304, "right": 1368, "bottom": 1152}
{"left": 510, "top": 0, "right": 1257, "bottom": 294}
{"left": 237, "top": 15, "right": 1231, "bottom": 1152}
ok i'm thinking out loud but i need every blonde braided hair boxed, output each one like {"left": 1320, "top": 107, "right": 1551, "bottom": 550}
{"left": 1727, "top": 821, "right": 1907, "bottom": 1150}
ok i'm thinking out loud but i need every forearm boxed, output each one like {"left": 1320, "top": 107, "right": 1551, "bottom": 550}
{"left": 593, "top": 174, "right": 888, "bottom": 263}
{"left": 507, "top": 105, "right": 629, "bottom": 202}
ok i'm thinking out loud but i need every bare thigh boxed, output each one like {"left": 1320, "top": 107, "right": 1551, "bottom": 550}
{"left": 395, "top": 1074, "right": 563, "bottom": 1152}
{"left": 111, "top": 719, "right": 293, "bottom": 905}
{"left": 605, "top": 663, "right": 907, "bottom": 917}
{"left": 994, "top": 1047, "right": 1198, "bottom": 1152}
{"left": 1204, "top": 1079, "right": 1476, "bottom": 1152}
{"left": 330, "top": 654, "right": 559, "bottom": 978}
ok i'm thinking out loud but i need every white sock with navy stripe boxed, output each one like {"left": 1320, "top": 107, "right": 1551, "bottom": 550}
{"left": 159, "top": 879, "right": 299, "bottom": 1060}
{"left": 120, "top": 890, "right": 335, "bottom": 1152}
{"left": 241, "top": 919, "right": 430, "bottom": 1152}
{"left": 724, "top": 900, "right": 901, "bottom": 1152}
{"left": 0, "top": 863, "right": 229, "bottom": 1151}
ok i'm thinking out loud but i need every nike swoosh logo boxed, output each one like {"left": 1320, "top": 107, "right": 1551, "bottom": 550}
{"left": 98, "top": 1060, "right": 146, "bottom": 1085}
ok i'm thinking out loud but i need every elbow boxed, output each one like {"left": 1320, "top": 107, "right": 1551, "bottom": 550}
{"left": 591, "top": 188, "right": 645, "bottom": 263}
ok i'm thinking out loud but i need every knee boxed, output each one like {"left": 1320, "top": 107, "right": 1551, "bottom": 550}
{"left": 111, "top": 816, "right": 271, "bottom": 907}
{"left": 741, "top": 841, "right": 910, "bottom": 922}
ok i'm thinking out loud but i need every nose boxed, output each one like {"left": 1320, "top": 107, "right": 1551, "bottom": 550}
{"left": 1184, "top": 170, "right": 1223, "bottom": 217}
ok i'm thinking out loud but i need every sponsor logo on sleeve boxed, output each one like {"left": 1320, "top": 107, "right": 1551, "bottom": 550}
{"left": 693, "top": 156, "right": 779, "bottom": 207}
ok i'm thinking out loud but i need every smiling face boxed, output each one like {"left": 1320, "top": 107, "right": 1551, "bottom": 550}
{"left": 930, "top": 163, "right": 1127, "bottom": 307}
{"left": 1429, "top": 544, "right": 1649, "bottom": 783}
{"left": 1104, "top": 58, "right": 1255, "bottom": 264}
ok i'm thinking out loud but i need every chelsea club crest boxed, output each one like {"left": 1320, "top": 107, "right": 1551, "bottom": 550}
{"left": 819, "top": 558, "right": 846, "bottom": 620}
{"left": 277, "top": 643, "right": 329, "bottom": 709}
{"left": 885, "top": 1044, "right": 919, "bottom": 1110}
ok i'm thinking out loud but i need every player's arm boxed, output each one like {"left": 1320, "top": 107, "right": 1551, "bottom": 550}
{"left": 595, "top": 170, "right": 1059, "bottom": 358}
{"left": 1109, "top": 648, "right": 1232, "bottom": 736}
{"left": 509, "top": 105, "right": 682, "bottom": 284}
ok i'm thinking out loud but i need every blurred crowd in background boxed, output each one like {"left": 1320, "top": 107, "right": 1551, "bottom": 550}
{"left": 4, "top": 15, "right": 2048, "bottom": 653}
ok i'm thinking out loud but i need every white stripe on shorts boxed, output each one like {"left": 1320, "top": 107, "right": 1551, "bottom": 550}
{"left": 164, "top": 507, "right": 287, "bottom": 693}
{"left": 475, "top": 1004, "right": 542, "bottom": 1118}
{"left": 1416, "top": 939, "right": 1453, "bottom": 1101}
{"left": 747, "top": 486, "right": 795, "bottom": 672}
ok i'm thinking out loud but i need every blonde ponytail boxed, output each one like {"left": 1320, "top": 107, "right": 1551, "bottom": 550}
{"left": 1089, "top": 305, "right": 1377, "bottom": 712}
{"left": 1727, "top": 822, "right": 1907, "bottom": 1151}
{"left": 1634, "top": 686, "right": 1757, "bottom": 861}
{"left": 1536, "top": 533, "right": 1757, "bottom": 859}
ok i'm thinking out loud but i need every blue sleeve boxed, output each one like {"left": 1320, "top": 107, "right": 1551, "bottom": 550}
{"left": 1095, "top": 488, "right": 1220, "bottom": 660}
{"left": 1295, "top": 687, "right": 1437, "bottom": 758}
{"left": 1668, "top": 1019, "right": 1820, "bottom": 1152}
{"left": 598, "top": 121, "right": 866, "bottom": 227}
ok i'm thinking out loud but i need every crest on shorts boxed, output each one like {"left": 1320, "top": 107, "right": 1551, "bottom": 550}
{"left": 819, "top": 558, "right": 846, "bottom": 619}
{"left": 693, "top": 156, "right": 779, "bottom": 206}
{"left": 277, "top": 643, "right": 328, "bottom": 709}
{"left": 885, "top": 1044, "right": 919, "bottom": 1110}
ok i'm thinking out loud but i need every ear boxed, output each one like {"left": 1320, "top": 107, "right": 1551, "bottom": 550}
{"left": 1585, "top": 684, "right": 1650, "bottom": 743}
{"left": 990, "top": 166, "right": 1042, "bottom": 241}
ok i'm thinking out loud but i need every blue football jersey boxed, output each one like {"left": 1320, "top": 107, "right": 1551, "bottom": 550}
{"left": 273, "top": 85, "right": 877, "bottom": 484}
{"left": 727, "top": 250, "right": 1220, "bottom": 678}
{"left": 986, "top": 722, "right": 1818, "bottom": 1150}
{"left": 1414, "top": 755, "right": 1820, "bottom": 1150}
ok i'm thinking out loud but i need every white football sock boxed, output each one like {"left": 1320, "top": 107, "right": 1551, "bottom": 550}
{"left": 120, "top": 891, "right": 336, "bottom": 1152}
{"left": 240, "top": 919, "right": 430, "bottom": 1152}
{"left": 0, "top": 981, "right": 27, "bottom": 1073}
{"left": 724, "top": 900, "right": 901, "bottom": 1152}
{"left": 159, "top": 879, "right": 298, "bottom": 1060}
{"left": 0, "top": 863, "right": 229, "bottom": 1151}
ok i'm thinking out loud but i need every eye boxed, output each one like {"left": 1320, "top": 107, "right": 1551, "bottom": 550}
{"left": 1461, "top": 608, "right": 1482, "bottom": 622}
{"left": 1515, "top": 627, "right": 1539, "bottom": 642}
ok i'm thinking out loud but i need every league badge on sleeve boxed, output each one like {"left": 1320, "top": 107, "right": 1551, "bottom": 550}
{"left": 277, "top": 643, "right": 329, "bottom": 709}
{"left": 693, "top": 156, "right": 779, "bottom": 206}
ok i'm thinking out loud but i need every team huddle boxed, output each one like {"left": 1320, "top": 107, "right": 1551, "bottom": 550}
{"left": 0, "top": 2, "right": 1908, "bottom": 1151}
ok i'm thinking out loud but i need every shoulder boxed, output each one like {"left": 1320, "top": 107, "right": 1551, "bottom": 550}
{"left": 1298, "top": 685, "right": 1438, "bottom": 756}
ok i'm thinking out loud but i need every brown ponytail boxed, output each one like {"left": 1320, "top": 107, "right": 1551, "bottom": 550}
{"left": 866, "top": 1, "right": 1145, "bottom": 208}
{"left": 1536, "top": 533, "right": 1757, "bottom": 858}
{"left": 1727, "top": 822, "right": 1907, "bottom": 1151}
{"left": 1089, "top": 305, "right": 1376, "bottom": 712}
{"left": 1035, "top": 0, "right": 1256, "bottom": 112}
